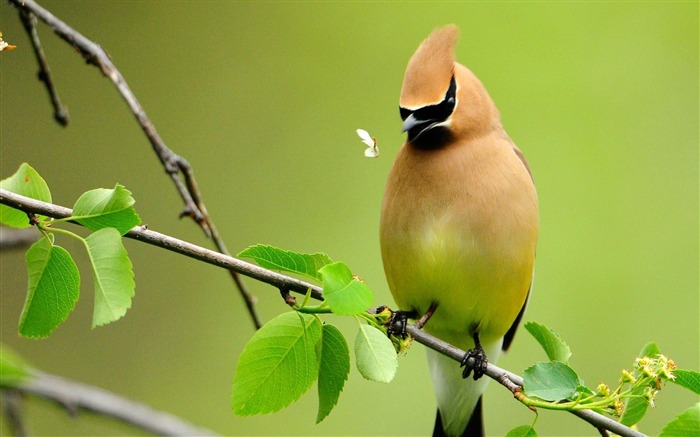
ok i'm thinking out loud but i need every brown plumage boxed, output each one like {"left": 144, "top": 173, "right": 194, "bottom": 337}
{"left": 380, "top": 25, "right": 539, "bottom": 437}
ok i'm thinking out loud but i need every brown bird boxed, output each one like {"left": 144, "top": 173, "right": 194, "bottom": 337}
{"left": 380, "top": 25, "right": 539, "bottom": 437}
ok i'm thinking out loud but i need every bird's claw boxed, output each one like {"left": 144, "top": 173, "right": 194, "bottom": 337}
{"left": 386, "top": 309, "right": 410, "bottom": 338}
{"left": 460, "top": 346, "right": 488, "bottom": 380}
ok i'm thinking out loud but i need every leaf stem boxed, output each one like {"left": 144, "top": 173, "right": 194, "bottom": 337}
{"left": 296, "top": 305, "right": 332, "bottom": 315}
{"left": 39, "top": 224, "right": 85, "bottom": 243}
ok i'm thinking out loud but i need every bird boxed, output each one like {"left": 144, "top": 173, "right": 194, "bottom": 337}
{"left": 380, "top": 25, "right": 539, "bottom": 437}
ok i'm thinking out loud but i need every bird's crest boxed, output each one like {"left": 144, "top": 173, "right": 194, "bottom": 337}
{"left": 400, "top": 25, "right": 459, "bottom": 109}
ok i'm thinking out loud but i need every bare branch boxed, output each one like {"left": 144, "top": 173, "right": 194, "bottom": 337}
{"left": 0, "top": 190, "right": 647, "bottom": 437}
{"left": 17, "top": 8, "right": 69, "bottom": 125}
{"left": 9, "top": 371, "right": 218, "bottom": 436}
{"left": 1, "top": 389, "right": 29, "bottom": 437}
{"left": 7, "top": 0, "right": 262, "bottom": 330}
{"left": 0, "top": 227, "right": 41, "bottom": 250}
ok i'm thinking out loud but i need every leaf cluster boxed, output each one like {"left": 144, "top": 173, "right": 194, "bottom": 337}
{"left": 509, "top": 322, "right": 700, "bottom": 436}
{"left": 232, "top": 244, "right": 400, "bottom": 423}
{"left": 0, "top": 163, "right": 140, "bottom": 337}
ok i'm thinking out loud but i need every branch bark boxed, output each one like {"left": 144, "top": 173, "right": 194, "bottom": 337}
{"left": 0, "top": 189, "right": 647, "bottom": 437}
{"left": 8, "top": 0, "right": 262, "bottom": 330}
{"left": 6, "top": 371, "right": 218, "bottom": 436}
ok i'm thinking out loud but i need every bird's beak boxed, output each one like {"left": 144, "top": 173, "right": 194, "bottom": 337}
{"left": 403, "top": 113, "right": 442, "bottom": 143}
{"left": 402, "top": 113, "right": 421, "bottom": 133}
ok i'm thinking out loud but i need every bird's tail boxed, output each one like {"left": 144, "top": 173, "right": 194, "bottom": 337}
{"left": 426, "top": 339, "right": 501, "bottom": 437}
{"left": 433, "top": 396, "right": 483, "bottom": 437}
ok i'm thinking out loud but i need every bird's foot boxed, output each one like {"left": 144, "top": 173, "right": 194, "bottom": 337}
{"left": 460, "top": 333, "right": 488, "bottom": 380}
{"left": 384, "top": 309, "right": 412, "bottom": 338}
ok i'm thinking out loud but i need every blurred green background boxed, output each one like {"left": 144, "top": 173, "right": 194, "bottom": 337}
{"left": 1, "top": 1, "right": 697, "bottom": 436}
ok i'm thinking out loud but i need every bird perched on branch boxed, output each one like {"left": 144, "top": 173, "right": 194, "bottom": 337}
{"left": 380, "top": 25, "right": 539, "bottom": 437}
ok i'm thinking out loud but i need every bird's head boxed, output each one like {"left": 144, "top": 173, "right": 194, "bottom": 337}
{"left": 399, "top": 25, "right": 500, "bottom": 149}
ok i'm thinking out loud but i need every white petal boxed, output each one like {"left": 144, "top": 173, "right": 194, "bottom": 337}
{"left": 364, "top": 146, "right": 379, "bottom": 158}
{"left": 356, "top": 129, "right": 374, "bottom": 147}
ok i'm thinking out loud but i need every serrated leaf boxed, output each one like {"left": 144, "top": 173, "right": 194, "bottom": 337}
{"left": 84, "top": 228, "right": 135, "bottom": 327}
{"left": 524, "top": 321, "right": 571, "bottom": 363}
{"left": 505, "top": 425, "right": 538, "bottom": 437}
{"left": 318, "top": 262, "right": 373, "bottom": 315}
{"left": 523, "top": 362, "right": 579, "bottom": 401}
{"left": 317, "top": 324, "right": 350, "bottom": 423}
{"left": 354, "top": 324, "right": 397, "bottom": 383}
{"left": 672, "top": 370, "right": 700, "bottom": 395}
{"left": 0, "top": 344, "right": 32, "bottom": 387}
{"left": 71, "top": 184, "right": 141, "bottom": 235}
{"left": 659, "top": 403, "right": 700, "bottom": 437}
{"left": 20, "top": 235, "right": 80, "bottom": 338}
{"left": 0, "top": 163, "right": 52, "bottom": 228}
{"left": 238, "top": 244, "right": 333, "bottom": 281}
{"left": 232, "top": 312, "right": 322, "bottom": 416}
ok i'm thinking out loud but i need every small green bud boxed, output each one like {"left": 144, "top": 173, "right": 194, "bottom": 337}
{"left": 621, "top": 369, "right": 636, "bottom": 384}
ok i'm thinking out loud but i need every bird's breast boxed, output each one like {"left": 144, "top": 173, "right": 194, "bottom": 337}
{"left": 380, "top": 135, "right": 538, "bottom": 344}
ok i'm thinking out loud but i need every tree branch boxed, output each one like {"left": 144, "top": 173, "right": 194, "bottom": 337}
{"left": 16, "top": 7, "right": 69, "bottom": 126}
{"left": 4, "top": 370, "right": 218, "bottom": 436}
{"left": 0, "top": 190, "right": 647, "bottom": 437}
{"left": 0, "top": 227, "right": 41, "bottom": 250}
{"left": 8, "top": 0, "right": 262, "bottom": 330}
{"left": 1, "top": 389, "right": 29, "bottom": 437}
{"left": 0, "top": 189, "right": 324, "bottom": 302}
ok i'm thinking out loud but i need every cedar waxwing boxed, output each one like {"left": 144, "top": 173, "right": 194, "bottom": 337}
{"left": 380, "top": 25, "right": 539, "bottom": 437}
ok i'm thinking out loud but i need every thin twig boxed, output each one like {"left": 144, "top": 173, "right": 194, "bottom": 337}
{"left": 8, "top": 0, "right": 262, "bottom": 330}
{"left": 1, "top": 389, "right": 29, "bottom": 437}
{"left": 17, "top": 8, "right": 69, "bottom": 126}
{"left": 0, "top": 190, "right": 648, "bottom": 437}
{"left": 12, "top": 370, "right": 218, "bottom": 436}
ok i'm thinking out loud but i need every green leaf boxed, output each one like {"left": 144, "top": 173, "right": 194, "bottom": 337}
{"left": 84, "top": 228, "right": 135, "bottom": 328}
{"left": 524, "top": 321, "right": 571, "bottom": 363}
{"left": 505, "top": 425, "right": 538, "bottom": 437}
{"left": 672, "top": 369, "right": 700, "bottom": 395}
{"left": 639, "top": 341, "right": 661, "bottom": 358}
{"left": 71, "top": 184, "right": 141, "bottom": 235}
{"left": 20, "top": 235, "right": 80, "bottom": 338}
{"left": 620, "top": 394, "right": 649, "bottom": 426}
{"left": 523, "top": 362, "right": 579, "bottom": 401}
{"left": 659, "top": 403, "right": 700, "bottom": 437}
{"left": 238, "top": 244, "right": 333, "bottom": 281}
{"left": 354, "top": 324, "right": 397, "bottom": 383}
{"left": 0, "top": 344, "right": 32, "bottom": 387}
{"left": 232, "top": 312, "right": 322, "bottom": 416}
{"left": 316, "top": 324, "right": 350, "bottom": 423}
{"left": 318, "top": 262, "right": 373, "bottom": 315}
{"left": 575, "top": 385, "right": 596, "bottom": 396}
{"left": 0, "top": 163, "right": 51, "bottom": 228}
